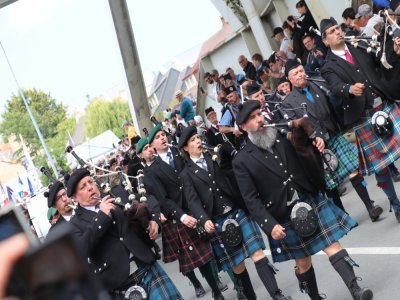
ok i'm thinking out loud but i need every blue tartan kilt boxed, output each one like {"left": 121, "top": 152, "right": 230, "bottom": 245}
{"left": 110, "top": 261, "right": 183, "bottom": 300}
{"left": 353, "top": 102, "right": 400, "bottom": 176}
{"left": 269, "top": 193, "right": 357, "bottom": 263}
{"left": 210, "top": 209, "right": 266, "bottom": 271}
{"left": 325, "top": 133, "right": 359, "bottom": 190}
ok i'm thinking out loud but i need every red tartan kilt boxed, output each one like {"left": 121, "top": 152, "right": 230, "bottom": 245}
{"left": 354, "top": 102, "right": 400, "bottom": 175}
{"left": 161, "top": 221, "right": 214, "bottom": 274}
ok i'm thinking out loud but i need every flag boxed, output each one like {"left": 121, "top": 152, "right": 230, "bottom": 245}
{"left": 18, "top": 176, "right": 23, "bottom": 185}
{"left": 18, "top": 176, "right": 25, "bottom": 198}
{"left": 0, "top": 185, "right": 5, "bottom": 195}
{"left": 6, "top": 186, "right": 14, "bottom": 202}
{"left": 27, "top": 177, "right": 35, "bottom": 196}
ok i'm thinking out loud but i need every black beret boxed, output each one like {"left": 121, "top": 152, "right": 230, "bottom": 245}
{"left": 320, "top": 17, "right": 338, "bottom": 36}
{"left": 66, "top": 168, "right": 91, "bottom": 197}
{"left": 285, "top": 59, "right": 301, "bottom": 77}
{"left": 246, "top": 82, "right": 261, "bottom": 97}
{"left": 178, "top": 126, "right": 197, "bottom": 149}
{"left": 204, "top": 106, "right": 215, "bottom": 116}
{"left": 45, "top": 181, "right": 65, "bottom": 208}
{"left": 236, "top": 100, "right": 261, "bottom": 125}
{"left": 224, "top": 85, "right": 237, "bottom": 95}
{"left": 277, "top": 77, "right": 290, "bottom": 87}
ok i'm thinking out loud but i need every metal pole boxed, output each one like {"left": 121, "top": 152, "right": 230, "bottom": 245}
{"left": 0, "top": 41, "right": 59, "bottom": 178}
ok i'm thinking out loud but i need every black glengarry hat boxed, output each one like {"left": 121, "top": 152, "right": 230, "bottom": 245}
{"left": 66, "top": 168, "right": 91, "bottom": 197}
{"left": 44, "top": 181, "right": 65, "bottom": 208}
{"left": 236, "top": 100, "right": 261, "bottom": 125}
{"left": 178, "top": 126, "right": 197, "bottom": 149}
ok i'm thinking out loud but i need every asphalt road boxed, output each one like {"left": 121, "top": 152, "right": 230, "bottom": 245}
{"left": 158, "top": 170, "right": 400, "bottom": 300}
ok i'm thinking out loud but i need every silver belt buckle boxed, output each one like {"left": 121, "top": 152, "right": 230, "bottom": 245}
{"left": 129, "top": 261, "right": 138, "bottom": 275}
{"left": 324, "top": 132, "right": 330, "bottom": 140}
{"left": 373, "top": 96, "right": 382, "bottom": 109}
{"left": 287, "top": 190, "right": 300, "bottom": 207}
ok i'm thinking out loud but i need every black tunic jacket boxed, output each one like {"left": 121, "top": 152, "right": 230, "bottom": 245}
{"left": 181, "top": 152, "right": 247, "bottom": 226}
{"left": 69, "top": 206, "right": 156, "bottom": 291}
{"left": 233, "top": 137, "right": 317, "bottom": 235}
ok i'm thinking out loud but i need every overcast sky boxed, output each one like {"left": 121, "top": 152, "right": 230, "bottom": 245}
{"left": 0, "top": 0, "right": 222, "bottom": 116}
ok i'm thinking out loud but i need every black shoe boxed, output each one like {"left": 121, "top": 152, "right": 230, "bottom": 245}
{"left": 194, "top": 284, "right": 206, "bottom": 298}
{"left": 351, "top": 287, "right": 373, "bottom": 300}
{"left": 272, "top": 291, "right": 293, "bottom": 300}
{"left": 217, "top": 279, "right": 228, "bottom": 292}
{"left": 392, "top": 170, "right": 400, "bottom": 182}
{"left": 368, "top": 205, "right": 383, "bottom": 222}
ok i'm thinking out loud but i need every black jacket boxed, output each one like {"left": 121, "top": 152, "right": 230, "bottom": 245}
{"left": 204, "top": 125, "right": 225, "bottom": 147}
{"left": 282, "top": 83, "right": 338, "bottom": 138}
{"left": 321, "top": 45, "right": 388, "bottom": 127}
{"left": 69, "top": 205, "right": 156, "bottom": 291}
{"left": 243, "top": 62, "right": 257, "bottom": 80}
{"left": 181, "top": 152, "right": 247, "bottom": 226}
{"left": 143, "top": 147, "right": 188, "bottom": 221}
{"left": 233, "top": 137, "right": 318, "bottom": 235}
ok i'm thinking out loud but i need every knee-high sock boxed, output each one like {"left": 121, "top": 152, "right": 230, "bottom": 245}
{"left": 198, "top": 262, "right": 221, "bottom": 295}
{"left": 329, "top": 249, "right": 360, "bottom": 293}
{"left": 295, "top": 265, "right": 321, "bottom": 300}
{"left": 236, "top": 268, "right": 257, "bottom": 300}
{"left": 350, "top": 174, "right": 374, "bottom": 210}
{"left": 375, "top": 170, "right": 400, "bottom": 212}
{"left": 186, "top": 270, "right": 201, "bottom": 287}
{"left": 254, "top": 257, "right": 280, "bottom": 296}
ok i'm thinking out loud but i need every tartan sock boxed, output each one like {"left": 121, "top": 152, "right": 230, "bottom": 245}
{"left": 326, "top": 188, "right": 346, "bottom": 212}
{"left": 295, "top": 265, "right": 321, "bottom": 300}
{"left": 375, "top": 170, "right": 400, "bottom": 211}
{"left": 350, "top": 174, "right": 373, "bottom": 210}
{"left": 255, "top": 257, "right": 280, "bottom": 296}
{"left": 198, "top": 262, "right": 221, "bottom": 296}
{"left": 186, "top": 270, "right": 201, "bottom": 288}
{"left": 236, "top": 268, "right": 257, "bottom": 300}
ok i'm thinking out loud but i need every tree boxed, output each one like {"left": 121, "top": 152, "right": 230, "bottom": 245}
{"left": 84, "top": 97, "right": 132, "bottom": 138}
{"left": 0, "top": 88, "right": 67, "bottom": 156}
{"left": 0, "top": 88, "right": 76, "bottom": 184}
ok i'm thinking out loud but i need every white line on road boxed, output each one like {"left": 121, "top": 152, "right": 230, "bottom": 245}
{"left": 264, "top": 247, "right": 400, "bottom": 256}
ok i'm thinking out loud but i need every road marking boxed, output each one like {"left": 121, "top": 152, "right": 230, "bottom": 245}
{"left": 264, "top": 247, "right": 400, "bottom": 256}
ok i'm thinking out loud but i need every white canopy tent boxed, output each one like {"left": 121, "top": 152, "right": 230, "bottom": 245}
{"left": 72, "top": 130, "right": 120, "bottom": 163}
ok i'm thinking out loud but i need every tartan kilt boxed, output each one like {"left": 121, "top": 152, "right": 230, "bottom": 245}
{"left": 269, "top": 193, "right": 357, "bottom": 263}
{"left": 110, "top": 261, "right": 183, "bottom": 300}
{"left": 161, "top": 220, "right": 214, "bottom": 274}
{"left": 354, "top": 102, "right": 400, "bottom": 176}
{"left": 324, "top": 133, "right": 359, "bottom": 190}
{"left": 210, "top": 209, "right": 266, "bottom": 271}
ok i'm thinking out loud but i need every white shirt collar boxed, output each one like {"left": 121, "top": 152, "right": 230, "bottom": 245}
{"left": 158, "top": 148, "right": 173, "bottom": 164}
{"left": 190, "top": 153, "right": 205, "bottom": 165}
{"left": 331, "top": 44, "right": 350, "bottom": 60}
{"left": 81, "top": 205, "right": 99, "bottom": 213}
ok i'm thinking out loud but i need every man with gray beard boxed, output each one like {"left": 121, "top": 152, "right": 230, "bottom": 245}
{"left": 232, "top": 100, "right": 372, "bottom": 300}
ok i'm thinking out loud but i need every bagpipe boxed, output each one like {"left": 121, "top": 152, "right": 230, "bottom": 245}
{"left": 69, "top": 149, "right": 161, "bottom": 259}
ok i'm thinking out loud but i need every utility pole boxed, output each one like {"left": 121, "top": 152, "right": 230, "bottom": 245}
{"left": 108, "top": 0, "right": 152, "bottom": 135}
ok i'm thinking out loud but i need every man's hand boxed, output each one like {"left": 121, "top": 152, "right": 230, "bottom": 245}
{"left": 147, "top": 220, "right": 159, "bottom": 240}
{"left": 204, "top": 220, "right": 215, "bottom": 233}
{"left": 99, "top": 195, "right": 116, "bottom": 215}
{"left": 271, "top": 224, "right": 286, "bottom": 240}
{"left": 183, "top": 215, "right": 197, "bottom": 228}
{"left": 350, "top": 83, "right": 365, "bottom": 97}
{"left": 313, "top": 137, "right": 325, "bottom": 153}
{"left": 233, "top": 129, "right": 242, "bottom": 137}
{"left": 160, "top": 213, "right": 167, "bottom": 223}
